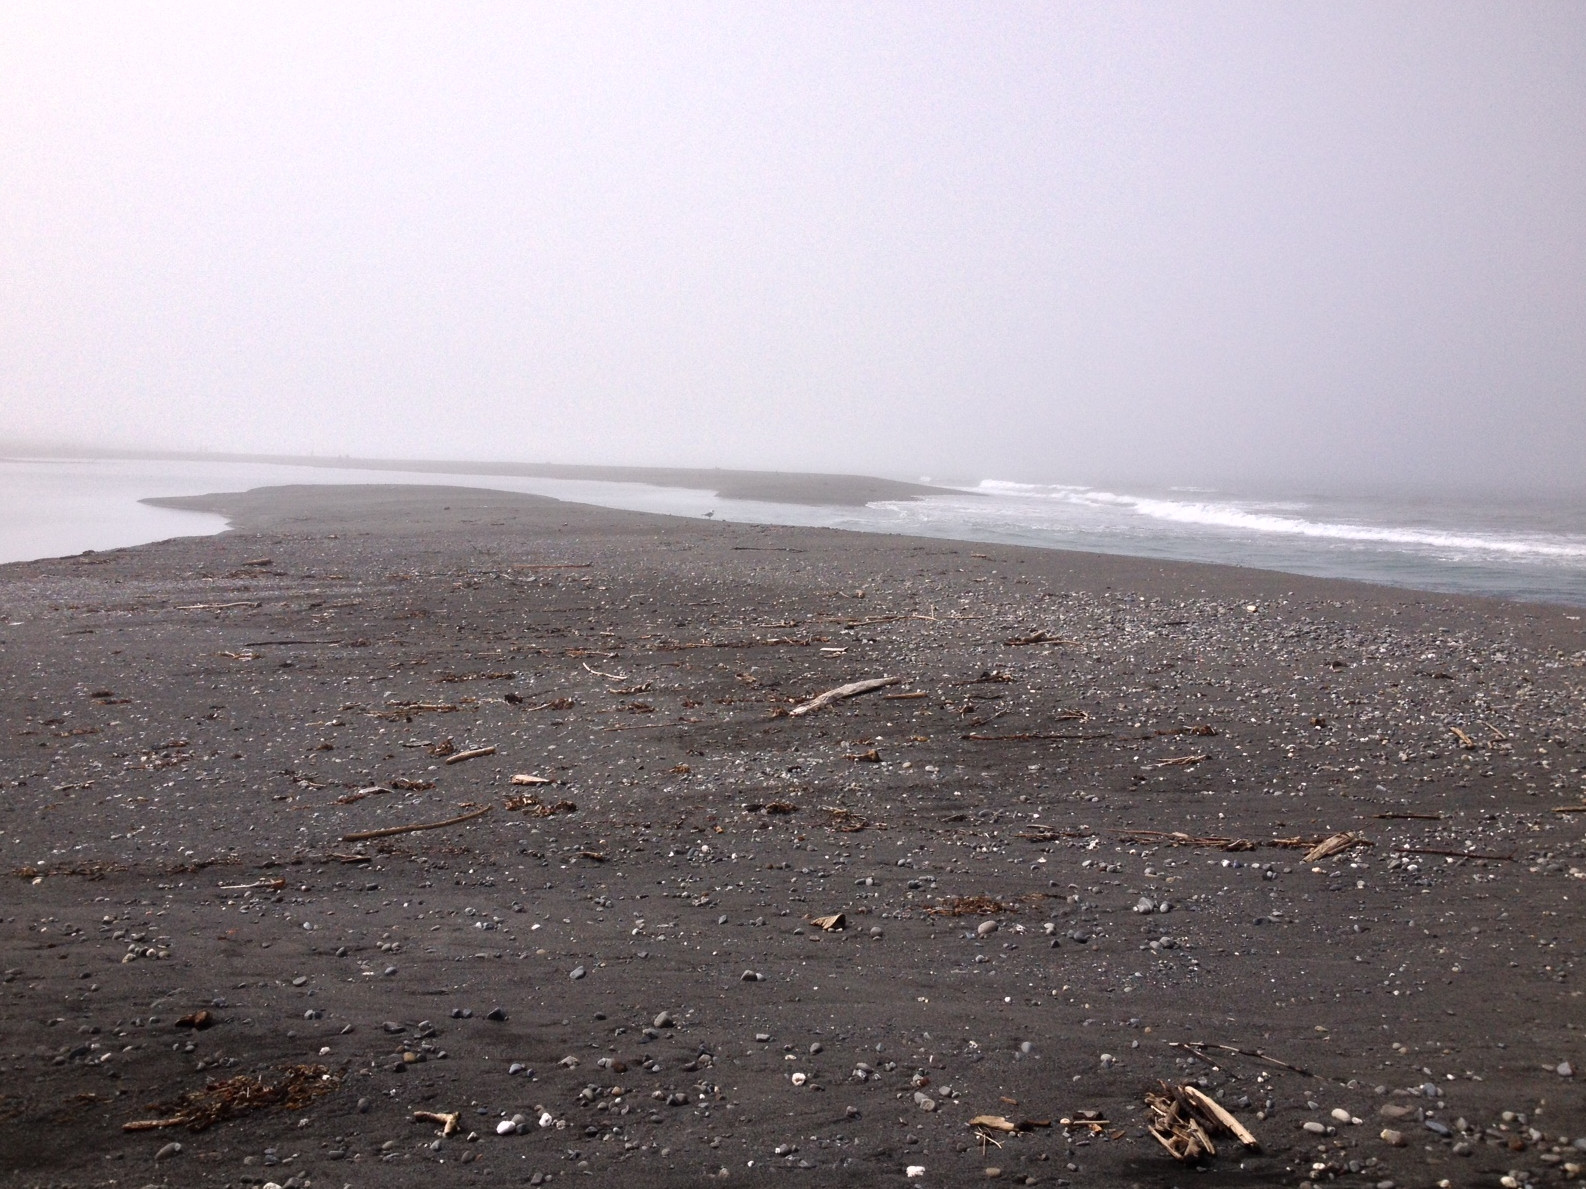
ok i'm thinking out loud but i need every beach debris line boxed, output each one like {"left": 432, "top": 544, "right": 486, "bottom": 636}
{"left": 963, "top": 730, "right": 1111, "bottom": 742}
{"left": 786, "top": 676, "right": 902, "bottom": 717}
{"left": 926, "top": 893, "right": 1047, "bottom": 917}
{"left": 122, "top": 1064, "right": 341, "bottom": 1132}
{"left": 1003, "top": 629, "right": 1083, "bottom": 646}
{"left": 1144, "top": 1082, "right": 1260, "bottom": 1162}
{"left": 821, "top": 804, "right": 880, "bottom": 832}
{"left": 341, "top": 804, "right": 492, "bottom": 842}
{"left": 504, "top": 793, "right": 577, "bottom": 816}
{"left": 444, "top": 745, "right": 496, "bottom": 764}
{"left": 1119, "top": 829, "right": 1372, "bottom": 858}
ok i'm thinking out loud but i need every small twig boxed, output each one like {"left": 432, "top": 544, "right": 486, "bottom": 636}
{"left": 1175, "top": 1041, "right": 1314, "bottom": 1077}
{"left": 582, "top": 661, "right": 630, "bottom": 681}
{"left": 444, "top": 746, "right": 496, "bottom": 765}
{"left": 1394, "top": 845, "right": 1514, "bottom": 862}
{"left": 342, "top": 806, "right": 491, "bottom": 842}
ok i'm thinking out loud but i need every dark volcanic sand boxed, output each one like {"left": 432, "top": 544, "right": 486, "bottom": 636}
{"left": 2, "top": 484, "right": 1583, "bottom": 1189}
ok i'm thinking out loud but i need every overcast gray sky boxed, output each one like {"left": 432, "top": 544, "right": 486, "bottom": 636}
{"left": 2, "top": 2, "right": 1583, "bottom": 491}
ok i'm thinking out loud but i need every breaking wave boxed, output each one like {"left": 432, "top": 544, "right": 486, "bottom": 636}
{"left": 971, "top": 481, "right": 1586, "bottom": 563}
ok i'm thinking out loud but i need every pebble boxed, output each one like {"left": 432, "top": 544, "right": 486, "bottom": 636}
{"left": 1132, "top": 897, "right": 1155, "bottom": 914}
{"left": 870, "top": 927, "right": 884, "bottom": 939}
{"left": 509, "top": 1062, "right": 527, "bottom": 1075}
{"left": 742, "top": 970, "right": 764, "bottom": 981}
{"left": 154, "top": 1141, "right": 182, "bottom": 1160}
{"left": 291, "top": 975, "right": 307, "bottom": 987}
{"left": 1380, "top": 1128, "right": 1406, "bottom": 1146}
{"left": 654, "top": 1011, "right": 675, "bottom": 1028}
{"left": 906, "top": 1167, "right": 926, "bottom": 1179}
{"left": 383, "top": 965, "right": 398, "bottom": 977}
{"left": 569, "top": 966, "right": 586, "bottom": 980}
{"left": 1331, "top": 1108, "right": 1353, "bottom": 1124}
{"left": 486, "top": 1007, "right": 507, "bottom": 1021}
{"left": 976, "top": 920, "right": 998, "bottom": 937}
{"left": 913, "top": 1090, "right": 936, "bottom": 1111}
{"left": 1303, "top": 1121, "right": 1328, "bottom": 1135}
{"left": 791, "top": 1072, "right": 808, "bottom": 1086}
{"left": 1559, "top": 1061, "right": 1575, "bottom": 1078}
{"left": 1424, "top": 1119, "right": 1452, "bottom": 1137}
{"left": 496, "top": 1119, "right": 517, "bottom": 1135}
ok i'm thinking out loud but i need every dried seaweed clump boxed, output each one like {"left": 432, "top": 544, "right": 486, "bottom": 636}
{"left": 124, "top": 1064, "right": 342, "bottom": 1133}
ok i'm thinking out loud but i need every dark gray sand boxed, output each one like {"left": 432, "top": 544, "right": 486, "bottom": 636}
{"left": 2, "top": 484, "right": 1583, "bottom": 1189}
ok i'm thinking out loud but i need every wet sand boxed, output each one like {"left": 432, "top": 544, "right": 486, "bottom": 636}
{"left": 2, "top": 484, "right": 1582, "bottom": 1188}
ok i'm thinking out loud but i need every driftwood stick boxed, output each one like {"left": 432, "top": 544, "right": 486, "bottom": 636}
{"left": 444, "top": 746, "right": 496, "bottom": 765}
{"left": 1181, "top": 1085, "right": 1260, "bottom": 1149}
{"left": 414, "top": 1109, "right": 461, "bottom": 1135}
{"left": 121, "top": 1118, "right": 189, "bottom": 1132}
{"left": 342, "top": 806, "right": 492, "bottom": 842}
{"left": 788, "top": 676, "right": 901, "bottom": 717}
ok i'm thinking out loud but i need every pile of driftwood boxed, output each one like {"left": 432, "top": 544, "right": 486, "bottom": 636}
{"left": 1144, "top": 1082, "right": 1260, "bottom": 1163}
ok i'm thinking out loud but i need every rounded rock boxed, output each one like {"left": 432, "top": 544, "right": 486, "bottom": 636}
{"left": 976, "top": 920, "right": 998, "bottom": 937}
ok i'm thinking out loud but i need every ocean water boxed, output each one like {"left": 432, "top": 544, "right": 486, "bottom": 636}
{"left": 2, "top": 456, "right": 1583, "bottom": 607}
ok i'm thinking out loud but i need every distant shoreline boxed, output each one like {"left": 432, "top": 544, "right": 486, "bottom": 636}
{"left": 1, "top": 445, "right": 954, "bottom": 508}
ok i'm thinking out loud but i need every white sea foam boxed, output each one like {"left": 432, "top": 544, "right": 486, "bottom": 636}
{"left": 970, "top": 480, "right": 1586, "bottom": 563}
